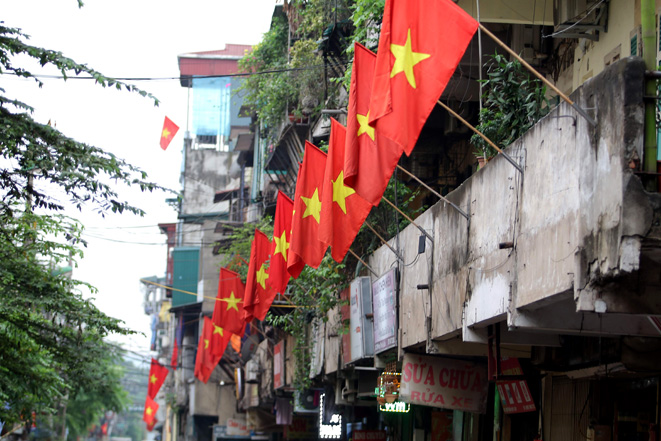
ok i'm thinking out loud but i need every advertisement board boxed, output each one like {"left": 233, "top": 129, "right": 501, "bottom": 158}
{"left": 349, "top": 277, "right": 374, "bottom": 362}
{"left": 273, "top": 340, "right": 284, "bottom": 390}
{"left": 372, "top": 269, "right": 398, "bottom": 353}
{"left": 400, "top": 354, "right": 489, "bottom": 413}
{"left": 497, "top": 380, "right": 536, "bottom": 414}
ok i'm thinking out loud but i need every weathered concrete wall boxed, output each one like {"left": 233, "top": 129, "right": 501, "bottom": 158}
{"left": 181, "top": 146, "right": 241, "bottom": 216}
{"left": 366, "top": 57, "right": 659, "bottom": 350}
{"left": 324, "top": 305, "right": 341, "bottom": 374}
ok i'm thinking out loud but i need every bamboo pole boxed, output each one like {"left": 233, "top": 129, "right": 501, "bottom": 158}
{"left": 365, "top": 221, "right": 404, "bottom": 261}
{"left": 478, "top": 23, "right": 597, "bottom": 127}
{"left": 348, "top": 248, "right": 378, "bottom": 276}
{"left": 139, "top": 278, "right": 302, "bottom": 308}
{"left": 437, "top": 100, "right": 524, "bottom": 174}
{"left": 396, "top": 164, "right": 469, "bottom": 219}
{"left": 381, "top": 196, "right": 433, "bottom": 242}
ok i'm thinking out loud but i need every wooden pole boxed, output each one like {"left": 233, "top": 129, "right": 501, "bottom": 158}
{"left": 396, "top": 164, "right": 469, "bottom": 219}
{"left": 381, "top": 197, "right": 433, "bottom": 242}
{"left": 365, "top": 221, "right": 404, "bottom": 262}
{"left": 348, "top": 248, "right": 378, "bottom": 276}
{"left": 478, "top": 23, "right": 597, "bottom": 127}
{"left": 437, "top": 100, "right": 524, "bottom": 174}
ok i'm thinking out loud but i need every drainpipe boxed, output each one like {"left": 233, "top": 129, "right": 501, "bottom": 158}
{"left": 642, "top": 0, "right": 657, "bottom": 190}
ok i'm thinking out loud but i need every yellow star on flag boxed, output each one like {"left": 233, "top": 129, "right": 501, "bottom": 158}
{"left": 224, "top": 291, "right": 241, "bottom": 312}
{"left": 213, "top": 325, "right": 224, "bottom": 336}
{"left": 146, "top": 407, "right": 153, "bottom": 416}
{"left": 390, "top": 29, "right": 430, "bottom": 89}
{"left": 273, "top": 231, "right": 289, "bottom": 261}
{"left": 149, "top": 374, "right": 158, "bottom": 384}
{"left": 204, "top": 338, "right": 209, "bottom": 349}
{"left": 256, "top": 263, "right": 269, "bottom": 290}
{"left": 332, "top": 171, "right": 355, "bottom": 214}
{"left": 301, "top": 188, "right": 322, "bottom": 223}
{"left": 356, "top": 111, "right": 375, "bottom": 140}
{"left": 162, "top": 128, "right": 171, "bottom": 139}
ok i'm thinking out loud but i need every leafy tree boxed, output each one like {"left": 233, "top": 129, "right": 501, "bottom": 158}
{"left": 0, "top": 17, "right": 165, "bottom": 427}
{"left": 471, "top": 53, "right": 551, "bottom": 158}
{"left": 238, "top": 15, "right": 297, "bottom": 142}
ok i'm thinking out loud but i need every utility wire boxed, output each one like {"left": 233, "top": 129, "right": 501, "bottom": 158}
{"left": 1, "top": 62, "right": 346, "bottom": 82}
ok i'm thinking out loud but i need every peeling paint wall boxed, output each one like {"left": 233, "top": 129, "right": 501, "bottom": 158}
{"left": 181, "top": 145, "right": 241, "bottom": 216}
{"left": 367, "top": 57, "right": 658, "bottom": 350}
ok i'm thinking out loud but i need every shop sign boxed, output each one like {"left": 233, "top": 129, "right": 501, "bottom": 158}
{"left": 226, "top": 418, "right": 250, "bottom": 437}
{"left": 354, "top": 430, "right": 386, "bottom": 441}
{"left": 213, "top": 425, "right": 250, "bottom": 440}
{"left": 372, "top": 269, "right": 398, "bottom": 353}
{"left": 379, "top": 401, "right": 410, "bottom": 413}
{"left": 497, "top": 380, "right": 536, "bottom": 414}
{"left": 284, "top": 416, "right": 316, "bottom": 440}
{"left": 273, "top": 340, "right": 284, "bottom": 390}
{"left": 318, "top": 393, "right": 341, "bottom": 439}
{"left": 400, "top": 354, "right": 489, "bottom": 413}
{"left": 349, "top": 277, "right": 374, "bottom": 361}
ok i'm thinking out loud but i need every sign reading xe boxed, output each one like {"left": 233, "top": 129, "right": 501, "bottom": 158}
{"left": 400, "top": 354, "right": 489, "bottom": 413}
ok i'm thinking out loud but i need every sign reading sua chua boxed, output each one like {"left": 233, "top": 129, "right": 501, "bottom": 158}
{"left": 400, "top": 354, "right": 489, "bottom": 413}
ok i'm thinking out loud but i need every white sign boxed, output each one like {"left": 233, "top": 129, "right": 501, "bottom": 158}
{"left": 349, "top": 279, "right": 364, "bottom": 360}
{"left": 372, "top": 269, "right": 397, "bottom": 352}
{"left": 226, "top": 418, "right": 249, "bottom": 437}
{"left": 400, "top": 354, "right": 489, "bottom": 413}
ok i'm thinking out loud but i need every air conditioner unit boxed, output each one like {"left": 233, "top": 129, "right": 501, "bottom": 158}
{"left": 555, "top": 0, "right": 587, "bottom": 26}
{"left": 245, "top": 359, "right": 260, "bottom": 383}
{"left": 294, "top": 389, "right": 321, "bottom": 414}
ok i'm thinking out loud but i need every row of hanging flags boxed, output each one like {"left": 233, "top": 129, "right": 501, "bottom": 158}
{"left": 143, "top": 0, "right": 517, "bottom": 423}
{"left": 191, "top": 0, "right": 481, "bottom": 382}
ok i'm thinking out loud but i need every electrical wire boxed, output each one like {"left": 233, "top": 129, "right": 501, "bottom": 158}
{"left": 543, "top": 0, "right": 607, "bottom": 39}
{"left": 0, "top": 62, "right": 350, "bottom": 82}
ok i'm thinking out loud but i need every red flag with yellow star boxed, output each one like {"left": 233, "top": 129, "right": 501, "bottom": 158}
{"left": 194, "top": 316, "right": 222, "bottom": 383}
{"left": 320, "top": 119, "right": 373, "bottom": 262}
{"left": 288, "top": 142, "right": 329, "bottom": 278}
{"left": 266, "top": 191, "right": 294, "bottom": 297}
{"left": 159, "top": 116, "right": 179, "bottom": 150}
{"left": 369, "top": 0, "right": 477, "bottom": 155}
{"left": 208, "top": 316, "right": 232, "bottom": 358}
{"left": 212, "top": 267, "right": 246, "bottom": 335}
{"left": 242, "top": 229, "right": 272, "bottom": 323}
{"left": 143, "top": 395, "right": 159, "bottom": 425}
{"left": 345, "top": 43, "right": 404, "bottom": 206}
{"left": 147, "top": 358, "right": 168, "bottom": 399}
{"left": 146, "top": 418, "right": 158, "bottom": 432}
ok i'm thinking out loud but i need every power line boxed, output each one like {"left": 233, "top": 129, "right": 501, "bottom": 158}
{"left": 1, "top": 62, "right": 339, "bottom": 82}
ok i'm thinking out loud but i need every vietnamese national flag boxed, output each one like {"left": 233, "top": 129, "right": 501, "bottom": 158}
{"left": 369, "top": 0, "right": 478, "bottom": 155}
{"left": 230, "top": 334, "right": 242, "bottom": 354}
{"left": 147, "top": 358, "right": 168, "bottom": 399}
{"left": 345, "top": 43, "right": 404, "bottom": 206}
{"left": 160, "top": 116, "right": 179, "bottom": 150}
{"left": 212, "top": 267, "right": 246, "bottom": 335}
{"left": 320, "top": 119, "right": 373, "bottom": 262}
{"left": 242, "top": 229, "right": 272, "bottom": 323}
{"left": 143, "top": 395, "right": 159, "bottom": 425}
{"left": 194, "top": 316, "right": 223, "bottom": 383}
{"left": 288, "top": 142, "right": 329, "bottom": 278}
{"left": 266, "top": 191, "right": 294, "bottom": 296}
{"left": 146, "top": 418, "right": 158, "bottom": 432}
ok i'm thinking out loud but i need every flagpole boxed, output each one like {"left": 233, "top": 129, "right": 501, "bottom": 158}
{"left": 478, "top": 24, "right": 596, "bottom": 127}
{"left": 396, "top": 164, "right": 469, "bottom": 220}
{"left": 381, "top": 197, "right": 433, "bottom": 242}
{"left": 348, "top": 248, "right": 378, "bottom": 277}
{"left": 436, "top": 100, "right": 524, "bottom": 175}
{"left": 364, "top": 221, "right": 405, "bottom": 262}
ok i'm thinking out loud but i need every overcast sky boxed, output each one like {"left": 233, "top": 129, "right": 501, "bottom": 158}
{"left": 2, "top": 0, "right": 274, "bottom": 357}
